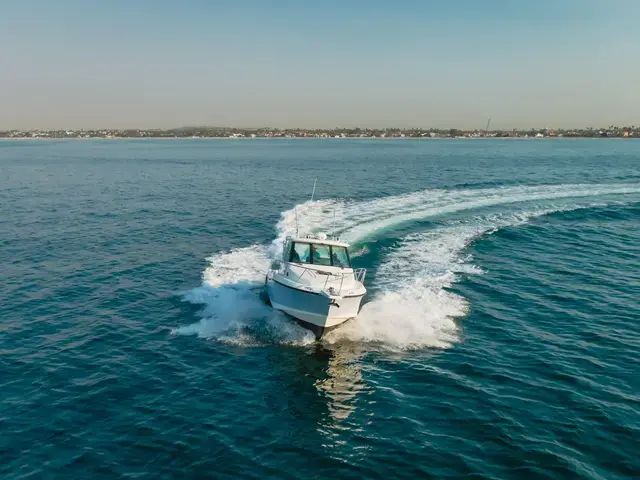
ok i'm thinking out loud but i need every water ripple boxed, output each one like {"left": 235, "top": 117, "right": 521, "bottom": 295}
{"left": 2, "top": 140, "right": 639, "bottom": 478}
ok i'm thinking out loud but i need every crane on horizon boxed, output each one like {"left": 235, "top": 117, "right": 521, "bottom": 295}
{"left": 484, "top": 118, "right": 491, "bottom": 137}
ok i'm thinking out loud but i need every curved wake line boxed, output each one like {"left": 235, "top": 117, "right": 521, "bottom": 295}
{"left": 171, "top": 183, "right": 640, "bottom": 350}
{"left": 325, "top": 183, "right": 640, "bottom": 245}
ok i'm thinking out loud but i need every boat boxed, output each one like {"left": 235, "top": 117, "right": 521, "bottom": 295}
{"left": 264, "top": 232, "right": 367, "bottom": 339}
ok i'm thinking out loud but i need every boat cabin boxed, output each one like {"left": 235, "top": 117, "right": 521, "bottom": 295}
{"left": 283, "top": 235, "right": 352, "bottom": 270}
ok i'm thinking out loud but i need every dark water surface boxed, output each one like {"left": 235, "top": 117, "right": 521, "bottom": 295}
{"left": 1, "top": 139, "right": 639, "bottom": 479}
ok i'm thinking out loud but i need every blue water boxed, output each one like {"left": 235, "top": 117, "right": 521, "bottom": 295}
{"left": 1, "top": 139, "right": 639, "bottom": 479}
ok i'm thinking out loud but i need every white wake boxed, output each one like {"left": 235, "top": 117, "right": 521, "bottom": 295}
{"left": 171, "top": 183, "right": 639, "bottom": 349}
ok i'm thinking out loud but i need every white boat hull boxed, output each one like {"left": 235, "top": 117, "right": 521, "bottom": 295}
{"left": 265, "top": 278, "right": 364, "bottom": 338}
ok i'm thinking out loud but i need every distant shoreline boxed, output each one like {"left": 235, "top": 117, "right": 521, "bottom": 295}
{"left": 3, "top": 126, "right": 638, "bottom": 140}
{"left": 0, "top": 136, "right": 636, "bottom": 141}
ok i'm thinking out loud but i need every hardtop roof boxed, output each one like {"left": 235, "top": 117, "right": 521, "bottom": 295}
{"left": 290, "top": 235, "right": 350, "bottom": 248}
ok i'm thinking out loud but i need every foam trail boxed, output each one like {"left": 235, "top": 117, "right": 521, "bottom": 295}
{"left": 173, "top": 183, "right": 640, "bottom": 347}
{"left": 336, "top": 184, "right": 640, "bottom": 244}
{"left": 272, "top": 184, "right": 640, "bottom": 255}
{"left": 322, "top": 205, "right": 609, "bottom": 349}
{"left": 268, "top": 184, "right": 640, "bottom": 254}
{"left": 171, "top": 245, "right": 315, "bottom": 345}
{"left": 322, "top": 226, "right": 475, "bottom": 349}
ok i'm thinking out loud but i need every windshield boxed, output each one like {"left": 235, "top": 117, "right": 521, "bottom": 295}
{"left": 311, "top": 244, "right": 331, "bottom": 266}
{"left": 289, "top": 242, "right": 351, "bottom": 268}
{"left": 290, "top": 242, "right": 311, "bottom": 264}
{"left": 331, "top": 246, "right": 350, "bottom": 268}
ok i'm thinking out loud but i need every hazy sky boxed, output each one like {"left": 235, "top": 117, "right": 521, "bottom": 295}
{"left": 2, "top": 0, "right": 639, "bottom": 129}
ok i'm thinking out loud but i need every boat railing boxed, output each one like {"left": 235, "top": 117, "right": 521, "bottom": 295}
{"left": 269, "top": 262, "right": 366, "bottom": 295}
{"left": 353, "top": 268, "right": 366, "bottom": 283}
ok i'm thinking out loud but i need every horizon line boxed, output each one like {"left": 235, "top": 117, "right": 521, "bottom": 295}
{"left": 2, "top": 124, "right": 638, "bottom": 132}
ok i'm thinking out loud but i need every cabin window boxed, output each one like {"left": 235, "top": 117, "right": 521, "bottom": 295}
{"left": 331, "top": 246, "right": 350, "bottom": 268}
{"left": 290, "top": 242, "right": 311, "bottom": 263}
{"left": 289, "top": 242, "right": 351, "bottom": 268}
{"left": 311, "top": 244, "right": 331, "bottom": 266}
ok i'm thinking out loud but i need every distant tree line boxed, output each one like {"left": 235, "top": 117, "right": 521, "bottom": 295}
{"left": 1, "top": 125, "right": 638, "bottom": 138}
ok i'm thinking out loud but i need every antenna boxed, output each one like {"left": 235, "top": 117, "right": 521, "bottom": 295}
{"left": 332, "top": 208, "right": 336, "bottom": 240}
{"left": 294, "top": 205, "right": 299, "bottom": 237}
{"left": 310, "top": 178, "right": 317, "bottom": 202}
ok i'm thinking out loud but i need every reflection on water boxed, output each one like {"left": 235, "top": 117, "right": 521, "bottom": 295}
{"left": 310, "top": 343, "right": 369, "bottom": 423}
{"left": 266, "top": 340, "right": 374, "bottom": 453}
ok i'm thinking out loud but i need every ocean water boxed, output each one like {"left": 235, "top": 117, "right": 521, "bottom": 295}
{"left": 1, "top": 138, "right": 639, "bottom": 479}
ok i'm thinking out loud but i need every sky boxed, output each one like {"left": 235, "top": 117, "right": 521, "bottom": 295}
{"left": 1, "top": 0, "right": 639, "bottom": 130}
